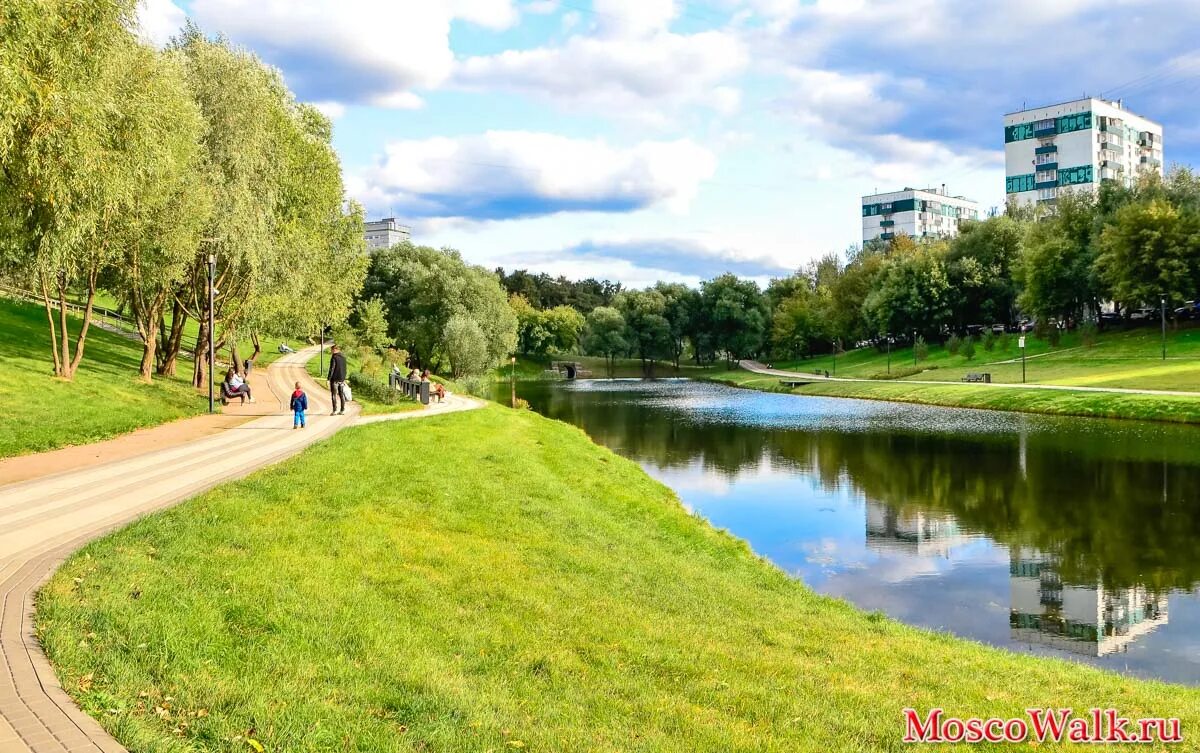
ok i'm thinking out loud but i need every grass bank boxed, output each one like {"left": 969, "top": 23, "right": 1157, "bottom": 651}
{"left": 0, "top": 297, "right": 205, "bottom": 458}
{"left": 39, "top": 405, "right": 1198, "bottom": 752}
{"left": 774, "top": 323, "right": 1200, "bottom": 391}
{"left": 494, "top": 354, "right": 717, "bottom": 381}
{"left": 706, "top": 368, "right": 1200, "bottom": 424}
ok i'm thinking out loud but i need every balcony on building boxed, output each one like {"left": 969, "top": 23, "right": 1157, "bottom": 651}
{"left": 1034, "top": 144, "right": 1058, "bottom": 155}
{"left": 1033, "top": 119, "right": 1057, "bottom": 137}
{"left": 880, "top": 232, "right": 895, "bottom": 240}
{"left": 879, "top": 219, "right": 895, "bottom": 227}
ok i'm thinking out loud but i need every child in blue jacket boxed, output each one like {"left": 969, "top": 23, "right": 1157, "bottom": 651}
{"left": 290, "top": 381, "right": 308, "bottom": 429}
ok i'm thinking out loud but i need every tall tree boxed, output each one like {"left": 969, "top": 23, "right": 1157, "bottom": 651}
{"left": 582, "top": 306, "right": 627, "bottom": 378}
{"left": 0, "top": 0, "right": 143, "bottom": 378}
{"left": 615, "top": 289, "right": 672, "bottom": 374}
{"left": 700, "top": 274, "right": 769, "bottom": 364}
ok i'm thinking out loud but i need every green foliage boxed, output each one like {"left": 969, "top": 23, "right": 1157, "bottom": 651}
{"left": 347, "top": 371, "right": 401, "bottom": 405}
{"left": 701, "top": 273, "right": 769, "bottom": 361}
{"left": 1080, "top": 320, "right": 1098, "bottom": 348}
{"left": 982, "top": 331, "right": 996, "bottom": 351}
{"left": 582, "top": 306, "right": 628, "bottom": 377}
{"left": 962, "top": 336, "right": 976, "bottom": 361}
{"left": 496, "top": 268, "right": 621, "bottom": 313}
{"left": 362, "top": 244, "right": 517, "bottom": 374}
{"left": 511, "top": 294, "right": 585, "bottom": 355}
{"left": 615, "top": 289, "right": 672, "bottom": 367}
{"left": 443, "top": 313, "right": 491, "bottom": 378}
{"left": 946, "top": 334, "right": 962, "bottom": 355}
{"left": 1097, "top": 196, "right": 1200, "bottom": 312}
{"left": 354, "top": 297, "right": 391, "bottom": 351}
{"left": 914, "top": 336, "right": 929, "bottom": 362}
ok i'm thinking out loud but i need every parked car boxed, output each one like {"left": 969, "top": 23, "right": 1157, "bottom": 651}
{"left": 990, "top": 323, "right": 1006, "bottom": 335}
{"left": 1174, "top": 301, "right": 1200, "bottom": 320}
{"left": 1018, "top": 319, "right": 1037, "bottom": 333}
{"left": 966, "top": 324, "right": 985, "bottom": 337}
{"left": 1098, "top": 312, "right": 1122, "bottom": 329}
{"left": 1129, "top": 307, "right": 1157, "bottom": 321}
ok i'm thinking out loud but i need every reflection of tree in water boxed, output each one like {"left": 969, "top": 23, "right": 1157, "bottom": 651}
{"left": 515, "top": 381, "right": 1200, "bottom": 593}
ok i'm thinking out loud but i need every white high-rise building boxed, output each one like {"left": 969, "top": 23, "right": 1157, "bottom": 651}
{"left": 861, "top": 186, "right": 980, "bottom": 244}
{"left": 364, "top": 217, "right": 411, "bottom": 251}
{"left": 1004, "top": 97, "right": 1163, "bottom": 208}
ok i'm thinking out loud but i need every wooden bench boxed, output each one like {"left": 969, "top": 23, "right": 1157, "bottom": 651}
{"left": 389, "top": 373, "right": 430, "bottom": 404}
{"left": 961, "top": 372, "right": 991, "bottom": 383}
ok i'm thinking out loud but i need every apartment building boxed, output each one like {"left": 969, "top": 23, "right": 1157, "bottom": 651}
{"left": 364, "top": 217, "right": 411, "bottom": 252}
{"left": 862, "top": 186, "right": 981, "bottom": 244}
{"left": 1004, "top": 97, "right": 1163, "bottom": 208}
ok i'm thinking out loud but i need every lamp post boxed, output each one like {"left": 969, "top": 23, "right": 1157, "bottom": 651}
{"left": 913, "top": 330, "right": 918, "bottom": 367}
{"left": 207, "top": 254, "right": 216, "bottom": 413}
{"left": 319, "top": 323, "right": 325, "bottom": 375}
{"left": 886, "top": 333, "right": 891, "bottom": 374}
{"left": 833, "top": 339, "right": 838, "bottom": 375}
{"left": 1160, "top": 293, "right": 1167, "bottom": 361}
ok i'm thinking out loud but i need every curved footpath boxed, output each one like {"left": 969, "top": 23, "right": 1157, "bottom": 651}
{"left": 0, "top": 348, "right": 480, "bottom": 753}
{"left": 739, "top": 359, "right": 1200, "bottom": 397}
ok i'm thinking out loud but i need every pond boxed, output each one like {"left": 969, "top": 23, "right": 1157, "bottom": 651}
{"left": 499, "top": 378, "right": 1200, "bottom": 685}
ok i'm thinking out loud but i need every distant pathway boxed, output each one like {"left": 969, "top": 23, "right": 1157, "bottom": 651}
{"left": 738, "top": 360, "right": 1200, "bottom": 398}
{"left": 0, "top": 348, "right": 480, "bottom": 753}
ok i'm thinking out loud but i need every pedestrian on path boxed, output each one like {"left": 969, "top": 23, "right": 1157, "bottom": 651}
{"left": 328, "top": 344, "right": 348, "bottom": 415}
{"left": 290, "top": 381, "right": 308, "bottom": 429}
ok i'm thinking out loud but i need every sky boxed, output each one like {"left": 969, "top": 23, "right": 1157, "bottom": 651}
{"left": 136, "top": 0, "right": 1200, "bottom": 288}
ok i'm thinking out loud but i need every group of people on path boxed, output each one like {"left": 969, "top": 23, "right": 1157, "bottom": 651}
{"left": 393, "top": 364, "right": 446, "bottom": 402}
{"left": 228, "top": 342, "right": 447, "bottom": 428}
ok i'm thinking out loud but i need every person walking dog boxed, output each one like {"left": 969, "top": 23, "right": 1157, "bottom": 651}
{"left": 290, "top": 381, "right": 308, "bottom": 429}
{"left": 328, "top": 344, "right": 348, "bottom": 415}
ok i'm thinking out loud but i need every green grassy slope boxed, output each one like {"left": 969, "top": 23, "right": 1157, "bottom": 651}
{"left": 38, "top": 406, "right": 1198, "bottom": 752}
{"left": 0, "top": 296, "right": 205, "bottom": 458}
{"left": 772, "top": 325, "right": 1200, "bottom": 391}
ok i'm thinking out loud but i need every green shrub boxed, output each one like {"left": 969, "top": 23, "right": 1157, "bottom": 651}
{"left": 348, "top": 372, "right": 401, "bottom": 405}
{"left": 914, "top": 336, "right": 929, "bottom": 362}
{"left": 868, "top": 365, "right": 931, "bottom": 380}
{"left": 946, "top": 334, "right": 962, "bottom": 355}
{"left": 1080, "top": 321, "right": 1098, "bottom": 348}
{"left": 998, "top": 333, "right": 1011, "bottom": 351}
{"left": 962, "top": 337, "right": 976, "bottom": 361}
{"left": 1048, "top": 325, "right": 1062, "bottom": 347}
{"left": 982, "top": 332, "right": 996, "bottom": 351}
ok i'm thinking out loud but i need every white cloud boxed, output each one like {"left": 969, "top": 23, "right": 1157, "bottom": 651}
{"left": 350, "top": 131, "right": 717, "bottom": 222}
{"left": 592, "top": 0, "right": 677, "bottom": 37}
{"left": 454, "top": 29, "right": 747, "bottom": 116}
{"left": 309, "top": 101, "right": 347, "bottom": 120}
{"left": 186, "top": 0, "right": 517, "bottom": 107}
{"left": 135, "top": 0, "right": 186, "bottom": 47}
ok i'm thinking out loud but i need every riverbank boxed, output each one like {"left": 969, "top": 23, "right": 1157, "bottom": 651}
{"left": 705, "top": 367, "right": 1200, "bottom": 424}
{"left": 38, "top": 404, "right": 1198, "bottom": 752}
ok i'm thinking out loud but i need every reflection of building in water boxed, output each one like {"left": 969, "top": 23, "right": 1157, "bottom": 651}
{"left": 864, "top": 501, "right": 971, "bottom": 558}
{"left": 1009, "top": 549, "right": 1168, "bottom": 656}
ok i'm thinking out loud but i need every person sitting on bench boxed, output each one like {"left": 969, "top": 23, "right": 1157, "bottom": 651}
{"left": 222, "top": 369, "right": 254, "bottom": 403}
{"left": 432, "top": 382, "right": 446, "bottom": 402}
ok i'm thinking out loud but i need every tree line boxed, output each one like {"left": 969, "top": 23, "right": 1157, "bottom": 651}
{"left": 0, "top": 3, "right": 366, "bottom": 385}
{"left": 498, "top": 168, "right": 1200, "bottom": 370}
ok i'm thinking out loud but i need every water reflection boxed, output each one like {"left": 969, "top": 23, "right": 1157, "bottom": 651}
{"left": 507, "top": 378, "right": 1200, "bottom": 684}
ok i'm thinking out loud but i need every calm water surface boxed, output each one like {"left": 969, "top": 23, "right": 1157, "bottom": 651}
{"left": 503, "top": 378, "right": 1200, "bottom": 684}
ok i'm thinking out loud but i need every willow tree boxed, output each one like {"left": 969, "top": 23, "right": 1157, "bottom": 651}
{"left": 0, "top": 0, "right": 140, "bottom": 378}
{"left": 165, "top": 27, "right": 281, "bottom": 387}
{"left": 246, "top": 103, "right": 368, "bottom": 365}
{"left": 101, "top": 45, "right": 211, "bottom": 381}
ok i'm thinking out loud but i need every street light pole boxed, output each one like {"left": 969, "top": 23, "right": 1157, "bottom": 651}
{"left": 913, "top": 330, "right": 917, "bottom": 367}
{"left": 1161, "top": 294, "right": 1167, "bottom": 361}
{"left": 886, "top": 333, "right": 891, "bottom": 375}
{"left": 833, "top": 339, "right": 838, "bottom": 375}
{"left": 207, "top": 254, "right": 216, "bottom": 413}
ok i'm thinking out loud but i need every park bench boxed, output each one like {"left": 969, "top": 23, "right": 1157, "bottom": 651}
{"left": 961, "top": 372, "right": 992, "bottom": 383}
{"left": 389, "top": 373, "right": 431, "bottom": 404}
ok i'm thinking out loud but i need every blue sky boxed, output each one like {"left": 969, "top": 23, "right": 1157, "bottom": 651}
{"left": 138, "top": 0, "right": 1200, "bottom": 287}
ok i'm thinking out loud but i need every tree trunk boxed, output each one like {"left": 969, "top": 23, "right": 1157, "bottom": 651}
{"left": 157, "top": 296, "right": 187, "bottom": 377}
{"left": 230, "top": 341, "right": 242, "bottom": 376}
{"left": 193, "top": 314, "right": 209, "bottom": 389}
{"left": 65, "top": 265, "right": 99, "bottom": 379}
{"left": 37, "top": 272, "right": 62, "bottom": 377}
{"left": 249, "top": 331, "right": 262, "bottom": 364}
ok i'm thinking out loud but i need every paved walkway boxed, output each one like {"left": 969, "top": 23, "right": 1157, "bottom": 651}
{"left": 0, "top": 349, "right": 481, "bottom": 752}
{"left": 739, "top": 360, "right": 1200, "bottom": 398}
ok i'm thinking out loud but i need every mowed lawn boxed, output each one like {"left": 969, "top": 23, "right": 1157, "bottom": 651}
{"left": 0, "top": 297, "right": 204, "bottom": 458}
{"left": 39, "top": 406, "right": 1199, "bottom": 752}
{"left": 771, "top": 324, "right": 1200, "bottom": 391}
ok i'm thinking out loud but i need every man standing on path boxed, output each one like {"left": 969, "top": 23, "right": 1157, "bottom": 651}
{"left": 328, "top": 344, "right": 348, "bottom": 415}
